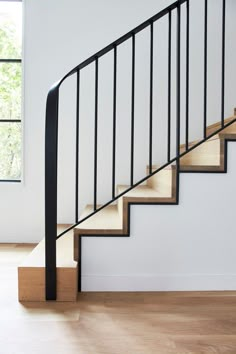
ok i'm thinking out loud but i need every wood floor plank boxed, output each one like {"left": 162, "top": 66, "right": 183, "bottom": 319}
{"left": 2, "top": 244, "right": 236, "bottom": 353}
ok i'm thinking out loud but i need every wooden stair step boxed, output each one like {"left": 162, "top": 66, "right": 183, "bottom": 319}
{"left": 179, "top": 115, "right": 236, "bottom": 172}
{"left": 73, "top": 205, "right": 124, "bottom": 262}
{"left": 219, "top": 121, "right": 236, "bottom": 139}
{"left": 206, "top": 115, "right": 236, "bottom": 137}
{"left": 180, "top": 116, "right": 236, "bottom": 151}
{"left": 74, "top": 205, "right": 123, "bottom": 235}
{"left": 180, "top": 138, "right": 224, "bottom": 172}
{"left": 18, "top": 226, "right": 78, "bottom": 302}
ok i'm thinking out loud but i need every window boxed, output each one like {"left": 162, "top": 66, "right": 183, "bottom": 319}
{"left": 0, "top": 0, "right": 22, "bottom": 181}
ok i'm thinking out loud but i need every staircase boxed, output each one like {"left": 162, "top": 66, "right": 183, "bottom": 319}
{"left": 18, "top": 0, "right": 236, "bottom": 301}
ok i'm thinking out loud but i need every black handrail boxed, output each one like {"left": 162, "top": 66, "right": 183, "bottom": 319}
{"left": 45, "top": 0, "right": 230, "bottom": 300}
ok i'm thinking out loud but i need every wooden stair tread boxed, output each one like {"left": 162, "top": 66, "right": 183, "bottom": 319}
{"left": 75, "top": 205, "right": 123, "bottom": 233}
{"left": 117, "top": 184, "right": 171, "bottom": 199}
{"left": 19, "top": 225, "right": 76, "bottom": 268}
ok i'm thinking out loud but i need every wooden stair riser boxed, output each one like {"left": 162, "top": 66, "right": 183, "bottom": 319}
{"left": 180, "top": 138, "right": 226, "bottom": 172}
{"left": 146, "top": 165, "right": 177, "bottom": 199}
{"left": 146, "top": 167, "right": 173, "bottom": 195}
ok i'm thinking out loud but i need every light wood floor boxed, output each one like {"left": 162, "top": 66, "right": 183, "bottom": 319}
{"left": 2, "top": 244, "right": 236, "bottom": 354}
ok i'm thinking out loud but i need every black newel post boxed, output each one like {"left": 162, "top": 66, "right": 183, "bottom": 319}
{"left": 45, "top": 85, "right": 59, "bottom": 300}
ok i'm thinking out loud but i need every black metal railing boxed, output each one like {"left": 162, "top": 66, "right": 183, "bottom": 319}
{"left": 45, "top": 0, "right": 233, "bottom": 300}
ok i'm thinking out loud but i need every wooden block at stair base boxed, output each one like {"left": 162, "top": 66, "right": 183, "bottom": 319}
{"left": 18, "top": 228, "right": 78, "bottom": 302}
{"left": 18, "top": 265, "right": 78, "bottom": 302}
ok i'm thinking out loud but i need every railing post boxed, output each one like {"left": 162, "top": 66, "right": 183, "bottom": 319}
{"left": 130, "top": 34, "right": 135, "bottom": 186}
{"left": 176, "top": 0, "right": 181, "bottom": 204}
{"left": 149, "top": 21, "right": 154, "bottom": 175}
{"left": 176, "top": 2, "right": 181, "bottom": 157}
{"left": 75, "top": 70, "right": 80, "bottom": 223}
{"left": 167, "top": 10, "right": 172, "bottom": 162}
{"left": 112, "top": 46, "right": 117, "bottom": 199}
{"left": 186, "top": 0, "right": 190, "bottom": 148}
{"left": 45, "top": 85, "right": 59, "bottom": 301}
{"left": 94, "top": 58, "right": 99, "bottom": 211}
{"left": 221, "top": 0, "right": 226, "bottom": 128}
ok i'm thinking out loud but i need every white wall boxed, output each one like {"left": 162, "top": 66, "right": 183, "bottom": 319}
{"left": 0, "top": 0, "right": 235, "bottom": 288}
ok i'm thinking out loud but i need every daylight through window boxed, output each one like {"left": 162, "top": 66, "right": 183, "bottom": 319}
{"left": 0, "top": 0, "right": 22, "bottom": 181}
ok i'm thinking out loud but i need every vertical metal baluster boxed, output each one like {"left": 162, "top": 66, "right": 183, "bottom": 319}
{"left": 112, "top": 46, "right": 117, "bottom": 199}
{"left": 149, "top": 22, "right": 154, "bottom": 175}
{"left": 75, "top": 70, "right": 80, "bottom": 223}
{"left": 167, "top": 11, "right": 172, "bottom": 162}
{"left": 221, "top": 0, "right": 226, "bottom": 128}
{"left": 203, "top": 0, "right": 208, "bottom": 139}
{"left": 186, "top": 0, "right": 190, "bottom": 148}
{"left": 94, "top": 58, "right": 98, "bottom": 211}
{"left": 176, "top": 2, "right": 181, "bottom": 161}
{"left": 131, "top": 34, "right": 135, "bottom": 186}
{"left": 175, "top": 2, "right": 181, "bottom": 205}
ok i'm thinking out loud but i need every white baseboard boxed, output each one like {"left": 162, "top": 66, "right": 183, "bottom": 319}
{"left": 82, "top": 274, "right": 236, "bottom": 291}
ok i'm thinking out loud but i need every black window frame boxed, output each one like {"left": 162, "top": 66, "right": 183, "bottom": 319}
{"left": 0, "top": 0, "right": 22, "bottom": 182}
